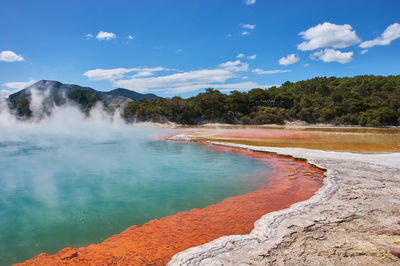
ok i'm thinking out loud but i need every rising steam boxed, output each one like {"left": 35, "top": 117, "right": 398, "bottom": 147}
{"left": 0, "top": 87, "right": 152, "bottom": 142}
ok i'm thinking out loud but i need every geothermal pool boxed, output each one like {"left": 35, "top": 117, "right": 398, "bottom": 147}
{"left": 0, "top": 128, "right": 271, "bottom": 265}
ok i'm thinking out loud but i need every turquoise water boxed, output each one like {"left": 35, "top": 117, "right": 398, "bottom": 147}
{"left": 0, "top": 128, "right": 270, "bottom": 265}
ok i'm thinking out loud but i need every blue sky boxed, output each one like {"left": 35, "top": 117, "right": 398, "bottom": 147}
{"left": 1, "top": 0, "right": 399, "bottom": 98}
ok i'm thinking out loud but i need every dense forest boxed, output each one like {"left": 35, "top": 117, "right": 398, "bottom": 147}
{"left": 123, "top": 75, "right": 400, "bottom": 127}
{"left": 7, "top": 75, "right": 400, "bottom": 127}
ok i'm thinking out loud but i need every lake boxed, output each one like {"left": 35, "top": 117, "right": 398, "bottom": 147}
{"left": 0, "top": 126, "right": 270, "bottom": 265}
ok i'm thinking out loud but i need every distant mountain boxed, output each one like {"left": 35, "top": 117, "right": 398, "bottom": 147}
{"left": 9, "top": 80, "right": 93, "bottom": 102}
{"left": 8, "top": 80, "right": 158, "bottom": 105}
{"left": 101, "top": 88, "right": 158, "bottom": 105}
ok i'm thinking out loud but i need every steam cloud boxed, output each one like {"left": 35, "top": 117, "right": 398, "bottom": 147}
{"left": 0, "top": 88, "right": 172, "bottom": 265}
{"left": 0, "top": 87, "right": 155, "bottom": 142}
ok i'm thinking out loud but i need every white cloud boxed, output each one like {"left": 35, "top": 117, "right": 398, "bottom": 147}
{"left": 360, "top": 22, "right": 400, "bottom": 48}
{"left": 236, "top": 53, "right": 256, "bottom": 60}
{"left": 96, "top": 31, "right": 117, "bottom": 41}
{"left": 360, "top": 49, "right": 368, "bottom": 55}
{"left": 244, "top": 0, "right": 256, "bottom": 5}
{"left": 3, "top": 80, "right": 37, "bottom": 90}
{"left": 85, "top": 60, "right": 255, "bottom": 94}
{"left": 84, "top": 68, "right": 136, "bottom": 81}
{"left": 85, "top": 34, "right": 93, "bottom": 39}
{"left": 304, "top": 63, "right": 310, "bottom": 67}
{"left": 0, "top": 50, "right": 25, "bottom": 62}
{"left": 127, "top": 35, "right": 135, "bottom": 40}
{"left": 113, "top": 69, "right": 235, "bottom": 93}
{"left": 242, "top": 24, "right": 256, "bottom": 30}
{"left": 252, "top": 69, "right": 291, "bottom": 74}
{"left": 240, "top": 24, "right": 255, "bottom": 36}
{"left": 297, "top": 22, "right": 360, "bottom": 51}
{"left": 132, "top": 67, "right": 169, "bottom": 78}
{"left": 279, "top": 53, "right": 299, "bottom": 65}
{"left": 218, "top": 60, "right": 249, "bottom": 71}
{"left": 311, "top": 48, "right": 353, "bottom": 64}
{"left": 83, "top": 67, "right": 168, "bottom": 81}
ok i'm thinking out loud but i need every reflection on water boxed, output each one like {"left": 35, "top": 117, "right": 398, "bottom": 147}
{"left": 0, "top": 131, "right": 270, "bottom": 265}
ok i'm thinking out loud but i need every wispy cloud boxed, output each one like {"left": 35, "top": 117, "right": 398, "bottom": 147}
{"left": 85, "top": 33, "right": 93, "bottom": 40}
{"left": 236, "top": 53, "right": 256, "bottom": 60}
{"left": 1, "top": 80, "right": 36, "bottom": 98}
{"left": 242, "top": 24, "right": 256, "bottom": 30}
{"left": 240, "top": 24, "right": 255, "bottom": 36}
{"left": 113, "top": 69, "right": 235, "bottom": 93}
{"left": 360, "top": 22, "right": 400, "bottom": 48}
{"left": 3, "top": 80, "right": 37, "bottom": 90}
{"left": 84, "top": 68, "right": 136, "bottom": 81}
{"left": 132, "top": 67, "right": 170, "bottom": 78}
{"left": 96, "top": 31, "right": 117, "bottom": 41}
{"left": 252, "top": 69, "right": 291, "bottom": 74}
{"left": 83, "top": 67, "right": 169, "bottom": 81}
{"left": 244, "top": 0, "right": 256, "bottom": 5}
{"left": 84, "top": 60, "right": 266, "bottom": 94}
{"left": 127, "top": 35, "right": 135, "bottom": 40}
{"left": 0, "top": 50, "right": 25, "bottom": 62}
{"left": 218, "top": 60, "right": 249, "bottom": 71}
{"left": 279, "top": 53, "right": 299, "bottom": 65}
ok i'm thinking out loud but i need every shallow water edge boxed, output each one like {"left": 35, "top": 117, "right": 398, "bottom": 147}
{"left": 169, "top": 141, "right": 400, "bottom": 265}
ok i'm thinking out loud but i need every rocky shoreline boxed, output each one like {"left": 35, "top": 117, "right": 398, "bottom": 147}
{"left": 168, "top": 139, "right": 400, "bottom": 265}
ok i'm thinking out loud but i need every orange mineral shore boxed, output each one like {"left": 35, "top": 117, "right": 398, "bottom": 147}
{"left": 17, "top": 144, "right": 324, "bottom": 265}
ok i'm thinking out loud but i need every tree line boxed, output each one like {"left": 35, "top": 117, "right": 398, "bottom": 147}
{"left": 123, "top": 75, "right": 400, "bottom": 127}
{"left": 8, "top": 75, "right": 400, "bottom": 127}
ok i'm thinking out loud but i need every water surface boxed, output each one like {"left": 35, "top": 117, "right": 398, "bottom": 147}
{"left": 0, "top": 128, "right": 270, "bottom": 265}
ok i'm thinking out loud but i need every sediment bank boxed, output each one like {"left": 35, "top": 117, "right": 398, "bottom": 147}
{"left": 168, "top": 141, "right": 400, "bottom": 265}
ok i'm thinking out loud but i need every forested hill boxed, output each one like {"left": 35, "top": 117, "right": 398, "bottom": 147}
{"left": 8, "top": 80, "right": 158, "bottom": 117}
{"left": 123, "top": 75, "right": 400, "bottom": 127}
